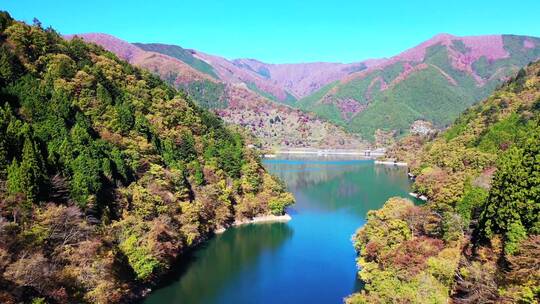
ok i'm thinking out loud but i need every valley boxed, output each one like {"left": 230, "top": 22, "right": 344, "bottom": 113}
{"left": 143, "top": 158, "right": 415, "bottom": 304}
{"left": 70, "top": 33, "right": 365, "bottom": 150}
{"left": 0, "top": 3, "right": 539, "bottom": 304}
{"left": 72, "top": 33, "right": 539, "bottom": 146}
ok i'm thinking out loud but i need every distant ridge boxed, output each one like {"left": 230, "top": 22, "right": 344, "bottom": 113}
{"left": 70, "top": 33, "right": 364, "bottom": 149}
{"left": 70, "top": 32, "right": 540, "bottom": 144}
{"left": 295, "top": 34, "right": 540, "bottom": 141}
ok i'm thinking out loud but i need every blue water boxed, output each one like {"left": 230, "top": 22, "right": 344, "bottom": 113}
{"left": 144, "top": 158, "right": 413, "bottom": 304}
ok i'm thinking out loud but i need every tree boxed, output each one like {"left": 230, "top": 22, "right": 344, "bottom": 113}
{"left": 114, "top": 101, "right": 134, "bottom": 134}
{"left": 0, "top": 114, "right": 8, "bottom": 174}
{"left": 70, "top": 150, "right": 102, "bottom": 207}
{"left": 96, "top": 83, "right": 112, "bottom": 108}
{"left": 6, "top": 159, "right": 22, "bottom": 194}
{"left": 7, "top": 137, "right": 46, "bottom": 202}
{"left": 0, "top": 44, "right": 24, "bottom": 86}
{"left": 241, "top": 159, "right": 262, "bottom": 193}
{"left": 456, "top": 181, "right": 488, "bottom": 227}
{"left": 45, "top": 53, "right": 76, "bottom": 80}
{"left": 191, "top": 160, "right": 204, "bottom": 186}
{"left": 0, "top": 135, "right": 7, "bottom": 174}
{"left": 4, "top": 252, "right": 53, "bottom": 294}
{"left": 4, "top": 22, "right": 50, "bottom": 61}
{"left": 217, "top": 133, "right": 244, "bottom": 178}
{"left": 177, "top": 131, "right": 196, "bottom": 162}
{"left": 268, "top": 192, "right": 294, "bottom": 215}
{"left": 0, "top": 11, "right": 13, "bottom": 32}
{"left": 479, "top": 126, "right": 540, "bottom": 253}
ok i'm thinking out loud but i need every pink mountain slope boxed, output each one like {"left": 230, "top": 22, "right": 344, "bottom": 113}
{"left": 87, "top": 36, "right": 385, "bottom": 102}
{"left": 67, "top": 33, "right": 363, "bottom": 149}
{"left": 66, "top": 33, "right": 214, "bottom": 85}
{"left": 229, "top": 58, "right": 382, "bottom": 98}
{"left": 191, "top": 51, "right": 293, "bottom": 101}
{"left": 341, "top": 34, "right": 512, "bottom": 88}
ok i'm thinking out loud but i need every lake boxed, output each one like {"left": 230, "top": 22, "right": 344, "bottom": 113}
{"left": 143, "top": 157, "right": 414, "bottom": 304}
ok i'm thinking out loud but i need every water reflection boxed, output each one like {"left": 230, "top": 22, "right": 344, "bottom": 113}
{"left": 144, "top": 158, "right": 414, "bottom": 304}
{"left": 144, "top": 223, "right": 293, "bottom": 304}
{"left": 265, "top": 158, "right": 412, "bottom": 217}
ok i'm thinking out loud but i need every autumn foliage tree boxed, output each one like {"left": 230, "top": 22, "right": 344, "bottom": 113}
{"left": 479, "top": 124, "right": 540, "bottom": 254}
{"left": 0, "top": 11, "right": 293, "bottom": 303}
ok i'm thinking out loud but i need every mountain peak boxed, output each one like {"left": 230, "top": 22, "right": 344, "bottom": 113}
{"left": 431, "top": 33, "right": 456, "bottom": 40}
{"left": 66, "top": 32, "right": 144, "bottom": 61}
{"left": 392, "top": 33, "right": 508, "bottom": 65}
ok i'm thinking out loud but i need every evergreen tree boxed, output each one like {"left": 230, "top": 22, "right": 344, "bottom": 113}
{"left": 6, "top": 159, "right": 22, "bottom": 194}
{"left": 115, "top": 101, "right": 134, "bottom": 134}
{"left": 0, "top": 105, "right": 9, "bottom": 174}
{"left": 178, "top": 132, "right": 196, "bottom": 162}
{"left": 18, "top": 136, "right": 46, "bottom": 202}
{"left": 479, "top": 124, "right": 540, "bottom": 253}
{"left": 0, "top": 44, "right": 23, "bottom": 86}
{"left": 0, "top": 135, "right": 7, "bottom": 174}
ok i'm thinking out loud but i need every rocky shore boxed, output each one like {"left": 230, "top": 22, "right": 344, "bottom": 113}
{"left": 214, "top": 214, "right": 292, "bottom": 234}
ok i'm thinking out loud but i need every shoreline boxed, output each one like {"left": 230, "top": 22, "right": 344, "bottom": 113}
{"left": 275, "top": 149, "right": 384, "bottom": 156}
{"left": 133, "top": 213, "right": 293, "bottom": 300}
{"left": 374, "top": 160, "right": 408, "bottom": 166}
{"left": 263, "top": 149, "right": 386, "bottom": 159}
{"left": 409, "top": 192, "right": 428, "bottom": 201}
{"left": 214, "top": 213, "right": 292, "bottom": 234}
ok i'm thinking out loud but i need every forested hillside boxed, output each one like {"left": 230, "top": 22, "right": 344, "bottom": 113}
{"left": 133, "top": 42, "right": 219, "bottom": 78}
{"left": 347, "top": 60, "right": 540, "bottom": 303}
{"left": 74, "top": 34, "right": 364, "bottom": 149}
{"left": 298, "top": 34, "right": 540, "bottom": 142}
{"left": 0, "top": 12, "right": 293, "bottom": 303}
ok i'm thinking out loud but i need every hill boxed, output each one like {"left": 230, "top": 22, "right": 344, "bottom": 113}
{"left": 76, "top": 34, "right": 540, "bottom": 146}
{"left": 72, "top": 34, "right": 364, "bottom": 149}
{"left": 0, "top": 12, "right": 294, "bottom": 303}
{"left": 347, "top": 60, "right": 540, "bottom": 303}
{"left": 224, "top": 57, "right": 373, "bottom": 100}
{"left": 297, "top": 34, "right": 540, "bottom": 141}
{"left": 133, "top": 42, "right": 219, "bottom": 78}
{"left": 136, "top": 42, "right": 375, "bottom": 102}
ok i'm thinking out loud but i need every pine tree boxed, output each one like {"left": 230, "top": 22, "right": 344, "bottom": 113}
{"left": 7, "top": 159, "right": 22, "bottom": 194}
{"left": 18, "top": 137, "right": 46, "bottom": 202}
{"left": 0, "top": 136, "right": 7, "bottom": 175}
{"left": 0, "top": 111, "right": 8, "bottom": 175}
{"left": 479, "top": 124, "right": 540, "bottom": 252}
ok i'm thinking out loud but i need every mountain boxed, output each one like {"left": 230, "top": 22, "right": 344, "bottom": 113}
{"left": 347, "top": 60, "right": 540, "bottom": 303}
{"left": 0, "top": 13, "right": 294, "bottom": 303}
{"left": 135, "top": 42, "right": 376, "bottom": 102}
{"left": 73, "top": 34, "right": 364, "bottom": 149}
{"left": 72, "top": 33, "right": 540, "bottom": 147}
{"left": 132, "top": 42, "right": 219, "bottom": 78}
{"left": 209, "top": 56, "right": 374, "bottom": 100}
{"left": 297, "top": 34, "right": 540, "bottom": 141}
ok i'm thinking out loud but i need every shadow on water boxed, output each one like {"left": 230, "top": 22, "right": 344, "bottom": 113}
{"left": 143, "top": 223, "right": 293, "bottom": 304}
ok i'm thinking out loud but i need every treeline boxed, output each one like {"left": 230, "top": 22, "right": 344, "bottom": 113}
{"left": 0, "top": 12, "right": 293, "bottom": 303}
{"left": 347, "top": 61, "right": 540, "bottom": 303}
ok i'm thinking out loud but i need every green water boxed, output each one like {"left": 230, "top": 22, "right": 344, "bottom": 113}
{"left": 143, "top": 158, "right": 414, "bottom": 304}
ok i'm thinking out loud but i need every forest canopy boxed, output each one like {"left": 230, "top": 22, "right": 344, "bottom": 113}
{"left": 0, "top": 12, "right": 293, "bottom": 304}
{"left": 348, "top": 60, "right": 540, "bottom": 303}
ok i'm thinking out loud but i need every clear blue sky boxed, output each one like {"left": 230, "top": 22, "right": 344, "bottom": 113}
{"left": 3, "top": 0, "right": 540, "bottom": 63}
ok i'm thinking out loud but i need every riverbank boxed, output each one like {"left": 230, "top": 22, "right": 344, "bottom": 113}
{"left": 374, "top": 160, "right": 408, "bottom": 166}
{"left": 408, "top": 192, "right": 428, "bottom": 201}
{"left": 214, "top": 213, "right": 292, "bottom": 234}
{"left": 131, "top": 213, "right": 293, "bottom": 301}
{"left": 144, "top": 157, "right": 417, "bottom": 303}
{"left": 263, "top": 148, "right": 386, "bottom": 159}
